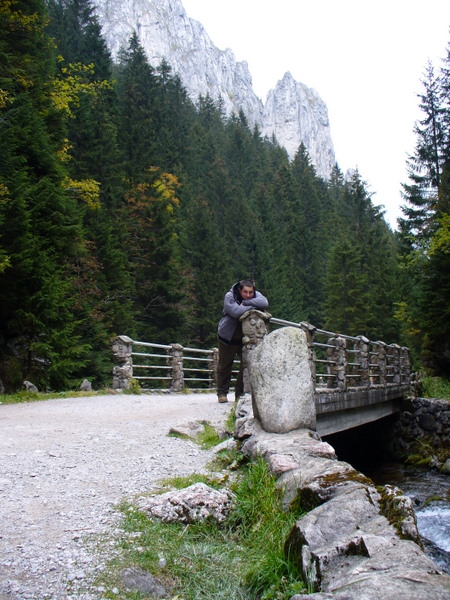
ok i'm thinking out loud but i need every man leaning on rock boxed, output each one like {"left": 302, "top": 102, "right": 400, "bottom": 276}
{"left": 216, "top": 278, "right": 268, "bottom": 403}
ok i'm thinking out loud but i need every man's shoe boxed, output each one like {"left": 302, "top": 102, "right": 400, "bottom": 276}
{"left": 218, "top": 395, "right": 228, "bottom": 403}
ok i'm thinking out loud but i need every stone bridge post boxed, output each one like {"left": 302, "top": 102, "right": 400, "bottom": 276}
{"left": 355, "top": 336, "right": 370, "bottom": 388}
{"left": 240, "top": 309, "right": 271, "bottom": 395}
{"left": 372, "top": 341, "right": 387, "bottom": 386}
{"left": 168, "top": 343, "right": 184, "bottom": 392}
{"left": 400, "top": 347, "right": 411, "bottom": 385}
{"left": 327, "top": 335, "right": 347, "bottom": 390}
{"left": 111, "top": 335, "right": 133, "bottom": 390}
{"left": 300, "top": 322, "right": 317, "bottom": 387}
{"left": 389, "top": 344, "right": 401, "bottom": 384}
{"left": 209, "top": 347, "right": 219, "bottom": 389}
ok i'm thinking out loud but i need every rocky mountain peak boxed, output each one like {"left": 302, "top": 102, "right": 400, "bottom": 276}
{"left": 93, "top": 0, "right": 335, "bottom": 178}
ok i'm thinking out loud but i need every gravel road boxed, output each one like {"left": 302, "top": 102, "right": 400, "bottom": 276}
{"left": 0, "top": 392, "right": 230, "bottom": 599}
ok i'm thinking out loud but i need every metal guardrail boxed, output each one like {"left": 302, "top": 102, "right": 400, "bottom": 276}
{"left": 130, "top": 341, "right": 218, "bottom": 389}
{"left": 111, "top": 316, "right": 411, "bottom": 392}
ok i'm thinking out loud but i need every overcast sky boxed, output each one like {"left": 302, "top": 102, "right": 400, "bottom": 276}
{"left": 182, "top": 0, "right": 449, "bottom": 228}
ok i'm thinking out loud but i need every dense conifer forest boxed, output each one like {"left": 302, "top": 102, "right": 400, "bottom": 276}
{"left": 0, "top": 1, "right": 449, "bottom": 391}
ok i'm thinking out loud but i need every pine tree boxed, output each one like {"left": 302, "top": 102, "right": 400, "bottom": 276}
{"left": 116, "top": 32, "right": 158, "bottom": 187}
{"left": 124, "top": 167, "right": 187, "bottom": 341}
{"left": 323, "top": 236, "right": 370, "bottom": 335}
{"left": 399, "top": 62, "right": 445, "bottom": 244}
{"left": 153, "top": 61, "right": 195, "bottom": 171}
{"left": 291, "top": 143, "right": 329, "bottom": 324}
{"left": 0, "top": 0, "right": 91, "bottom": 390}
{"left": 398, "top": 44, "right": 450, "bottom": 374}
{"left": 322, "top": 170, "right": 401, "bottom": 340}
{"left": 177, "top": 94, "right": 234, "bottom": 344}
{"left": 46, "top": 0, "right": 135, "bottom": 383}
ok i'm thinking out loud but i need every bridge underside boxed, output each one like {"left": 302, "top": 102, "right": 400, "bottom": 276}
{"left": 314, "top": 384, "right": 410, "bottom": 437}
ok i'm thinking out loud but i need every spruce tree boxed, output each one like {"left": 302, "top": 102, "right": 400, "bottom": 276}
{"left": 0, "top": 0, "right": 90, "bottom": 390}
{"left": 124, "top": 167, "right": 187, "bottom": 341}
{"left": 116, "top": 32, "right": 158, "bottom": 187}
{"left": 46, "top": 0, "right": 135, "bottom": 383}
{"left": 399, "top": 62, "right": 445, "bottom": 244}
{"left": 323, "top": 236, "right": 370, "bottom": 335}
{"left": 291, "top": 143, "right": 329, "bottom": 325}
{"left": 398, "top": 43, "right": 450, "bottom": 374}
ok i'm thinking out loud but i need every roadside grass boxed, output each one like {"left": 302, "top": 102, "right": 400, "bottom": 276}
{"left": 421, "top": 376, "right": 450, "bottom": 401}
{"left": 168, "top": 420, "right": 231, "bottom": 450}
{"left": 196, "top": 421, "right": 222, "bottom": 449}
{"left": 0, "top": 389, "right": 110, "bottom": 404}
{"left": 96, "top": 455, "right": 306, "bottom": 599}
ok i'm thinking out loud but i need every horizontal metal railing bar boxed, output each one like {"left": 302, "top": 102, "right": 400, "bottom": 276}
{"left": 132, "top": 341, "right": 171, "bottom": 350}
{"left": 183, "top": 356, "right": 212, "bottom": 363}
{"left": 183, "top": 347, "right": 214, "bottom": 354}
{"left": 269, "top": 318, "right": 366, "bottom": 343}
{"left": 315, "top": 330, "right": 360, "bottom": 342}
{"left": 269, "top": 317, "right": 304, "bottom": 328}
{"left": 313, "top": 342, "right": 336, "bottom": 349}
{"left": 316, "top": 359, "right": 336, "bottom": 364}
{"left": 131, "top": 352, "right": 168, "bottom": 359}
{"left": 133, "top": 364, "right": 171, "bottom": 370}
{"left": 183, "top": 367, "right": 212, "bottom": 373}
{"left": 134, "top": 376, "right": 172, "bottom": 380}
{"left": 184, "top": 377, "right": 212, "bottom": 382}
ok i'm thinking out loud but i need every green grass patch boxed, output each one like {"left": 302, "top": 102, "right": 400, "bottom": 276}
{"left": 168, "top": 421, "right": 224, "bottom": 449}
{"left": 225, "top": 405, "right": 236, "bottom": 431}
{"left": 0, "top": 389, "right": 109, "bottom": 405}
{"left": 196, "top": 422, "right": 221, "bottom": 449}
{"left": 97, "top": 457, "right": 306, "bottom": 599}
{"left": 421, "top": 376, "right": 450, "bottom": 401}
{"left": 207, "top": 447, "right": 247, "bottom": 472}
{"left": 229, "top": 458, "right": 306, "bottom": 599}
{"left": 157, "top": 473, "right": 225, "bottom": 491}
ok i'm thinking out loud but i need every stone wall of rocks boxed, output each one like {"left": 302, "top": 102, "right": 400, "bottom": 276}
{"left": 390, "top": 397, "right": 450, "bottom": 472}
{"left": 234, "top": 394, "right": 450, "bottom": 599}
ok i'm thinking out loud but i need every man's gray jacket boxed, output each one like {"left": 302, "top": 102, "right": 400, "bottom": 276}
{"left": 217, "top": 282, "right": 269, "bottom": 343}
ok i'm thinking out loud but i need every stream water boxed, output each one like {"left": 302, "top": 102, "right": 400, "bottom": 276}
{"left": 365, "top": 463, "right": 450, "bottom": 574}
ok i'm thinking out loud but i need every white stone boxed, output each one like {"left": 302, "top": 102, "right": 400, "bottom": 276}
{"left": 168, "top": 421, "right": 205, "bottom": 438}
{"left": 141, "top": 482, "right": 234, "bottom": 523}
{"left": 249, "top": 327, "right": 316, "bottom": 433}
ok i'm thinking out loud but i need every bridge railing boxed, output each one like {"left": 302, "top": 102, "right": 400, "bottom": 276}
{"left": 269, "top": 318, "right": 411, "bottom": 393}
{"left": 111, "top": 336, "right": 219, "bottom": 392}
{"left": 111, "top": 315, "right": 411, "bottom": 392}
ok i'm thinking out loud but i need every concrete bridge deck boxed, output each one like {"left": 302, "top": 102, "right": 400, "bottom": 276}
{"left": 315, "top": 383, "right": 411, "bottom": 436}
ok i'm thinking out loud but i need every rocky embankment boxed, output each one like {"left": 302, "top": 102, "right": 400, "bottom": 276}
{"left": 234, "top": 392, "right": 450, "bottom": 600}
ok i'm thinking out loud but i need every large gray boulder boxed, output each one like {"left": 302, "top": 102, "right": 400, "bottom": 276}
{"left": 249, "top": 327, "right": 316, "bottom": 433}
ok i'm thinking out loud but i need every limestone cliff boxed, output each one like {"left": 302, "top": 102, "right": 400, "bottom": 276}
{"left": 93, "top": 0, "right": 336, "bottom": 178}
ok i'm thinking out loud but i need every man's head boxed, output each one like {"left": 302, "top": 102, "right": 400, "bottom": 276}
{"left": 239, "top": 278, "right": 255, "bottom": 300}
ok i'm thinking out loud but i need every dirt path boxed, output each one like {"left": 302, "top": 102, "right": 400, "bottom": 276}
{"left": 0, "top": 392, "right": 230, "bottom": 599}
